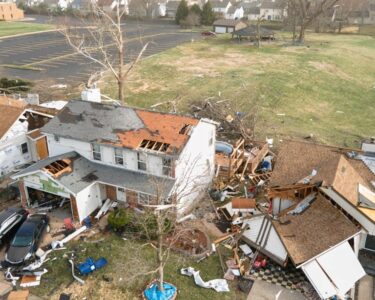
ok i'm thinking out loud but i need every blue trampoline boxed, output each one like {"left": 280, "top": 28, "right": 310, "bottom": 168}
{"left": 143, "top": 282, "right": 177, "bottom": 300}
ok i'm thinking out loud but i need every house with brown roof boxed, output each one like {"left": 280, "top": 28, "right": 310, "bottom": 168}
{"left": 0, "top": 96, "right": 59, "bottom": 177}
{"left": 267, "top": 140, "right": 375, "bottom": 293}
{"left": 0, "top": 2, "right": 24, "bottom": 21}
{"left": 213, "top": 19, "right": 247, "bottom": 33}
{"left": 12, "top": 99, "right": 217, "bottom": 222}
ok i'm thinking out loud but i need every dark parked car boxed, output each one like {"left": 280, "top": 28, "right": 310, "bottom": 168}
{"left": 0, "top": 207, "right": 28, "bottom": 244}
{"left": 201, "top": 31, "right": 217, "bottom": 37}
{"left": 5, "top": 214, "right": 49, "bottom": 265}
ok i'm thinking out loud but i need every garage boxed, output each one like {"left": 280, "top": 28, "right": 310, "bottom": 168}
{"left": 213, "top": 19, "right": 247, "bottom": 34}
{"left": 301, "top": 242, "right": 366, "bottom": 299}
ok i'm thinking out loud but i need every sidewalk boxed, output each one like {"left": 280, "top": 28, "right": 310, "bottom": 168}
{"left": 248, "top": 280, "right": 306, "bottom": 300}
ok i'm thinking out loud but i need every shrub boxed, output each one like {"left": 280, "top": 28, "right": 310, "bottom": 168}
{"left": 108, "top": 209, "right": 133, "bottom": 232}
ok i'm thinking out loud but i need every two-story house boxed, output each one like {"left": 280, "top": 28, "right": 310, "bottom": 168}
{"left": 12, "top": 100, "right": 216, "bottom": 222}
{"left": 0, "top": 96, "right": 60, "bottom": 177}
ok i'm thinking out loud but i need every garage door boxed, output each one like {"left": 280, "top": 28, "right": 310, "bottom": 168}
{"left": 215, "top": 26, "right": 227, "bottom": 33}
{"left": 302, "top": 242, "right": 365, "bottom": 299}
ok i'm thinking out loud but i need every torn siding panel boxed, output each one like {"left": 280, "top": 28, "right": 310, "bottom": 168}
{"left": 242, "top": 215, "right": 288, "bottom": 265}
{"left": 173, "top": 120, "right": 216, "bottom": 214}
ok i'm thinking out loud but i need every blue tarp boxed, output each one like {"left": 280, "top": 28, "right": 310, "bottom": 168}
{"left": 144, "top": 282, "right": 177, "bottom": 300}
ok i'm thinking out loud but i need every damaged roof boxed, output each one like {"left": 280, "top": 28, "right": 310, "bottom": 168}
{"left": 13, "top": 152, "right": 175, "bottom": 197}
{"left": 273, "top": 194, "right": 360, "bottom": 266}
{"left": 41, "top": 100, "right": 199, "bottom": 154}
{"left": 269, "top": 140, "right": 374, "bottom": 187}
{"left": 0, "top": 96, "right": 27, "bottom": 140}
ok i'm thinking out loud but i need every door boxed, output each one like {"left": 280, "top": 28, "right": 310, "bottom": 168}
{"left": 116, "top": 187, "right": 126, "bottom": 202}
{"left": 36, "top": 137, "right": 49, "bottom": 160}
{"left": 106, "top": 185, "right": 117, "bottom": 201}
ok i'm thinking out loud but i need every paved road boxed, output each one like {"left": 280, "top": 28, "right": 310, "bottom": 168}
{"left": 0, "top": 21, "right": 199, "bottom": 88}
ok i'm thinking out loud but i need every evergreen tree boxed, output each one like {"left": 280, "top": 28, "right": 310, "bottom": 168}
{"left": 175, "top": 0, "right": 189, "bottom": 25}
{"left": 190, "top": 3, "right": 201, "bottom": 16}
{"left": 201, "top": 1, "right": 215, "bottom": 25}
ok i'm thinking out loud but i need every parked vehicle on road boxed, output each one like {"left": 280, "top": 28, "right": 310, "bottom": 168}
{"left": 0, "top": 207, "right": 28, "bottom": 244}
{"left": 5, "top": 214, "right": 49, "bottom": 265}
{"left": 201, "top": 31, "right": 217, "bottom": 37}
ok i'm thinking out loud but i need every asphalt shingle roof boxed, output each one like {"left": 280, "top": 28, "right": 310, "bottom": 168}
{"left": 13, "top": 152, "right": 175, "bottom": 197}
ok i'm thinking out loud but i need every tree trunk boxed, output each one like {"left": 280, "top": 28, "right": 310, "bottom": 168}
{"left": 157, "top": 211, "right": 164, "bottom": 292}
{"left": 117, "top": 3, "right": 124, "bottom": 102}
{"left": 298, "top": 22, "right": 306, "bottom": 42}
{"left": 292, "top": 13, "right": 296, "bottom": 42}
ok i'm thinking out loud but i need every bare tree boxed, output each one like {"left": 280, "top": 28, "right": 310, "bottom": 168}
{"left": 294, "top": 0, "right": 340, "bottom": 42}
{"left": 129, "top": 0, "right": 158, "bottom": 18}
{"left": 61, "top": 2, "right": 148, "bottom": 102}
{"left": 135, "top": 155, "right": 213, "bottom": 295}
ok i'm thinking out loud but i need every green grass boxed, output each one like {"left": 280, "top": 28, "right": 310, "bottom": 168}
{"left": 0, "top": 21, "right": 53, "bottom": 37}
{"left": 32, "top": 233, "right": 245, "bottom": 300}
{"left": 102, "top": 32, "right": 375, "bottom": 147}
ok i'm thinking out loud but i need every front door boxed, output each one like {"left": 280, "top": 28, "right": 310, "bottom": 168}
{"left": 116, "top": 187, "right": 126, "bottom": 202}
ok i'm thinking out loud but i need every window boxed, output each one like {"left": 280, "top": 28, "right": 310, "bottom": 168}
{"left": 162, "top": 157, "right": 172, "bottom": 177}
{"left": 137, "top": 152, "right": 147, "bottom": 171}
{"left": 92, "top": 144, "right": 101, "bottom": 161}
{"left": 209, "top": 137, "right": 213, "bottom": 146}
{"left": 138, "top": 193, "right": 150, "bottom": 205}
{"left": 21, "top": 143, "right": 28, "bottom": 154}
{"left": 114, "top": 148, "right": 124, "bottom": 165}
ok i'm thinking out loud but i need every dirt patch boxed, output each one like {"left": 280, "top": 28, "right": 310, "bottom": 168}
{"left": 308, "top": 61, "right": 353, "bottom": 81}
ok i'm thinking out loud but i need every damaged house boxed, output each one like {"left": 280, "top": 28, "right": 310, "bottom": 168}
{"left": 0, "top": 96, "right": 60, "bottom": 177}
{"left": 12, "top": 100, "right": 217, "bottom": 222}
{"left": 246, "top": 140, "right": 375, "bottom": 299}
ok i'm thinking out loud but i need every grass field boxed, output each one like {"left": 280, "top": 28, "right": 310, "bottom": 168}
{"left": 0, "top": 21, "right": 53, "bottom": 37}
{"left": 102, "top": 31, "right": 375, "bottom": 148}
{"left": 32, "top": 233, "right": 245, "bottom": 300}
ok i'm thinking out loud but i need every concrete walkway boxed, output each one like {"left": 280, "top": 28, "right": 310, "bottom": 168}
{"left": 248, "top": 280, "right": 306, "bottom": 300}
{"left": 357, "top": 275, "right": 374, "bottom": 300}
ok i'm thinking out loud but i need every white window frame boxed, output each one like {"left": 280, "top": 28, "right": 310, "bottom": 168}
{"left": 92, "top": 144, "right": 101, "bottom": 161}
{"left": 137, "top": 152, "right": 147, "bottom": 171}
{"left": 114, "top": 148, "right": 124, "bottom": 165}
{"left": 138, "top": 193, "right": 150, "bottom": 205}
{"left": 162, "top": 157, "right": 172, "bottom": 177}
{"left": 21, "top": 142, "right": 28, "bottom": 154}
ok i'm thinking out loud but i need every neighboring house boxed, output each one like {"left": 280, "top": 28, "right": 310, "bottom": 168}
{"left": 246, "top": 139, "right": 375, "bottom": 298}
{"left": 128, "top": 0, "right": 164, "bottom": 18}
{"left": 0, "top": 96, "right": 60, "bottom": 177}
{"left": 268, "top": 140, "right": 375, "bottom": 274}
{"left": 225, "top": 4, "right": 244, "bottom": 19}
{"left": 213, "top": 19, "right": 247, "bottom": 33}
{"left": 0, "top": 2, "right": 23, "bottom": 21}
{"left": 211, "top": 0, "right": 231, "bottom": 17}
{"left": 244, "top": 0, "right": 286, "bottom": 21}
{"left": 12, "top": 99, "right": 217, "bottom": 222}
{"left": 165, "top": 0, "right": 179, "bottom": 18}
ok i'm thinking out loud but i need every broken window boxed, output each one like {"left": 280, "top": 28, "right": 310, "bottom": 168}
{"left": 137, "top": 152, "right": 147, "bottom": 171}
{"left": 139, "top": 139, "right": 170, "bottom": 153}
{"left": 92, "top": 144, "right": 101, "bottom": 161}
{"left": 162, "top": 157, "right": 173, "bottom": 177}
{"left": 114, "top": 148, "right": 124, "bottom": 165}
{"left": 21, "top": 143, "right": 28, "bottom": 154}
{"left": 179, "top": 124, "right": 192, "bottom": 135}
{"left": 138, "top": 193, "right": 150, "bottom": 205}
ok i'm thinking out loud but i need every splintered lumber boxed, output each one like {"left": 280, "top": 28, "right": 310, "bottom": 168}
{"left": 248, "top": 172, "right": 272, "bottom": 186}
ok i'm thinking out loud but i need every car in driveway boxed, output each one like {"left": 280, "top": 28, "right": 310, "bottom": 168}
{"left": 5, "top": 214, "right": 49, "bottom": 265}
{"left": 0, "top": 207, "right": 28, "bottom": 244}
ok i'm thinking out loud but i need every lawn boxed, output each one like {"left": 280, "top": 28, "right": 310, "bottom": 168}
{"left": 0, "top": 21, "right": 53, "bottom": 37}
{"left": 102, "top": 31, "right": 375, "bottom": 148}
{"left": 32, "top": 233, "right": 246, "bottom": 300}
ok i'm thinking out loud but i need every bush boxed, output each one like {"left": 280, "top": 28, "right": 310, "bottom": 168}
{"left": 108, "top": 209, "right": 133, "bottom": 232}
{"left": 135, "top": 213, "right": 174, "bottom": 240}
